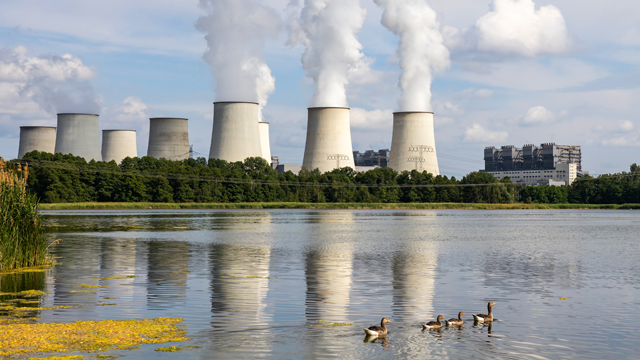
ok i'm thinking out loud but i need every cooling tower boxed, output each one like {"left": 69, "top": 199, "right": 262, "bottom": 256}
{"left": 101, "top": 130, "right": 137, "bottom": 164}
{"left": 18, "top": 126, "right": 56, "bottom": 159}
{"left": 147, "top": 118, "right": 190, "bottom": 160}
{"left": 55, "top": 113, "right": 102, "bottom": 161}
{"left": 259, "top": 122, "right": 272, "bottom": 164}
{"left": 388, "top": 112, "right": 440, "bottom": 175}
{"left": 209, "top": 102, "right": 262, "bottom": 162}
{"left": 302, "top": 107, "right": 355, "bottom": 173}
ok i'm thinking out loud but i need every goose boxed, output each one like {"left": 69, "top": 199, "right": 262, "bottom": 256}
{"left": 421, "top": 315, "right": 445, "bottom": 330}
{"left": 363, "top": 317, "right": 392, "bottom": 337}
{"left": 446, "top": 312, "right": 465, "bottom": 326}
{"left": 472, "top": 302, "right": 496, "bottom": 323}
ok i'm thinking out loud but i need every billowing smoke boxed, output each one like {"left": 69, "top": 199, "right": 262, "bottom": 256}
{"left": 196, "top": 0, "right": 280, "bottom": 119}
{"left": 287, "top": 0, "right": 367, "bottom": 107}
{"left": 374, "top": 0, "right": 450, "bottom": 112}
{"left": 0, "top": 46, "right": 101, "bottom": 114}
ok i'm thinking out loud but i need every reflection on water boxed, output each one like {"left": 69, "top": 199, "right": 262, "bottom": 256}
{"left": 0, "top": 209, "right": 639, "bottom": 359}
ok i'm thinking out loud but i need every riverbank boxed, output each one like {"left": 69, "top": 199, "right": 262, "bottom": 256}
{"left": 37, "top": 202, "right": 640, "bottom": 210}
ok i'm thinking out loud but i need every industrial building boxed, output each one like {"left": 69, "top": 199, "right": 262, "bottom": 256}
{"left": 147, "top": 118, "right": 190, "bottom": 160}
{"left": 353, "top": 149, "right": 389, "bottom": 168}
{"left": 483, "top": 143, "right": 583, "bottom": 185}
{"left": 209, "top": 102, "right": 263, "bottom": 163}
{"left": 18, "top": 126, "right": 56, "bottom": 159}
{"left": 302, "top": 107, "right": 356, "bottom": 173}
{"left": 388, "top": 112, "right": 440, "bottom": 175}
{"left": 102, "top": 130, "right": 137, "bottom": 164}
{"left": 55, "top": 113, "right": 102, "bottom": 162}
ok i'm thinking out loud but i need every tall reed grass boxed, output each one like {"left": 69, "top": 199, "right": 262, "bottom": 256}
{"left": 0, "top": 158, "right": 48, "bottom": 271}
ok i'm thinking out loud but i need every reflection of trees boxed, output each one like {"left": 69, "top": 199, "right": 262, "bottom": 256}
{"left": 146, "top": 241, "right": 189, "bottom": 309}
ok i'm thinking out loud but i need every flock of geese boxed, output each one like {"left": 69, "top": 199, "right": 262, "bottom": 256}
{"left": 363, "top": 302, "right": 496, "bottom": 337}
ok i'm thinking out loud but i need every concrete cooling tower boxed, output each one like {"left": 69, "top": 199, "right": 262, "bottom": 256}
{"left": 102, "top": 130, "right": 137, "bottom": 164}
{"left": 18, "top": 126, "right": 56, "bottom": 159}
{"left": 388, "top": 112, "right": 440, "bottom": 175}
{"left": 259, "top": 122, "right": 272, "bottom": 164}
{"left": 147, "top": 118, "right": 190, "bottom": 160}
{"left": 302, "top": 107, "right": 355, "bottom": 173}
{"left": 209, "top": 102, "right": 262, "bottom": 163}
{"left": 55, "top": 113, "right": 102, "bottom": 162}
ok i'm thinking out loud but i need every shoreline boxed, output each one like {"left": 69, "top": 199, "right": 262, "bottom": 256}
{"left": 37, "top": 202, "right": 640, "bottom": 210}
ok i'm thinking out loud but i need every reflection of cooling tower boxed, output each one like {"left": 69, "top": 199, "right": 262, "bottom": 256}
{"left": 259, "top": 122, "right": 272, "bottom": 164}
{"left": 305, "top": 244, "right": 353, "bottom": 322}
{"left": 302, "top": 107, "right": 355, "bottom": 173}
{"left": 18, "top": 126, "right": 56, "bottom": 159}
{"left": 388, "top": 112, "right": 439, "bottom": 175}
{"left": 55, "top": 113, "right": 102, "bottom": 161}
{"left": 209, "top": 102, "right": 262, "bottom": 162}
{"left": 101, "top": 130, "right": 137, "bottom": 164}
{"left": 392, "top": 241, "right": 437, "bottom": 322}
{"left": 147, "top": 118, "right": 190, "bottom": 160}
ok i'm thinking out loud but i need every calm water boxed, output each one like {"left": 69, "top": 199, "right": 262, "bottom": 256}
{"left": 2, "top": 209, "right": 640, "bottom": 359}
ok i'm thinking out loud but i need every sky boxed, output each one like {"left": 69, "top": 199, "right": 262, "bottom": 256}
{"left": 0, "top": 0, "right": 639, "bottom": 178}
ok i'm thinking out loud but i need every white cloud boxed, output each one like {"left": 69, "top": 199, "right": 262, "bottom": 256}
{"left": 350, "top": 108, "right": 393, "bottom": 131}
{"left": 521, "top": 105, "right": 554, "bottom": 125}
{"left": 434, "top": 101, "right": 464, "bottom": 116}
{"left": 463, "top": 123, "right": 508, "bottom": 143}
{"left": 619, "top": 120, "right": 634, "bottom": 131}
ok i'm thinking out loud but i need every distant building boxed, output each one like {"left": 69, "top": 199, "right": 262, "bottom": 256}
{"left": 271, "top": 156, "right": 279, "bottom": 170}
{"left": 483, "top": 143, "right": 584, "bottom": 186}
{"left": 277, "top": 164, "right": 302, "bottom": 175}
{"left": 353, "top": 149, "right": 390, "bottom": 168}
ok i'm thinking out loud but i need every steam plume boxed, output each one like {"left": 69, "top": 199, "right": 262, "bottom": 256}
{"left": 196, "top": 0, "right": 280, "bottom": 119}
{"left": 374, "top": 0, "right": 450, "bottom": 111}
{"left": 287, "top": 0, "right": 367, "bottom": 107}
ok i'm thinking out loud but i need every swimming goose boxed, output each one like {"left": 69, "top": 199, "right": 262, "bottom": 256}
{"left": 472, "top": 302, "right": 496, "bottom": 323}
{"left": 446, "top": 312, "right": 465, "bottom": 326}
{"left": 421, "top": 315, "right": 445, "bottom": 330}
{"left": 363, "top": 317, "right": 392, "bottom": 337}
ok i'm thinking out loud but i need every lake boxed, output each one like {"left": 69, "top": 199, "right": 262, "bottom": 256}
{"left": 2, "top": 209, "right": 640, "bottom": 359}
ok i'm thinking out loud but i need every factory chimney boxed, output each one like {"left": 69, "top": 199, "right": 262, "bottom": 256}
{"left": 55, "top": 113, "right": 102, "bottom": 161}
{"left": 18, "top": 126, "right": 56, "bottom": 159}
{"left": 209, "top": 102, "right": 262, "bottom": 163}
{"left": 102, "top": 130, "right": 137, "bottom": 164}
{"left": 302, "top": 107, "right": 355, "bottom": 173}
{"left": 388, "top": 112, "right": 439, "bottom": 175}
{"left": 147, "top": 118, "right": 190, "bottom": 160}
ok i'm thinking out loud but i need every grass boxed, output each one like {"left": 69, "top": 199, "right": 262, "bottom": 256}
{"left": 0, "top": 159, "right": 50, "bottom": 271}
{"left": 37, "top": 202, "right": 640, "bottom": 210}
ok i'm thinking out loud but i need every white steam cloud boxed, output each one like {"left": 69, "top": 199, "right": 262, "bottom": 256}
{"left": 196, "top": 0, "right": 280, "bottom": 119}
{"left": 0, "top": 46, "right": 100, "bottom": 115}
{"left": 374, "top": 0, "right": 451, "bottom": 112}
{"left": 287, "top": 0, "right": 367, "bottom": 107}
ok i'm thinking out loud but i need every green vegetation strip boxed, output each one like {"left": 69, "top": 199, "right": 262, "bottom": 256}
{"left": 0, "top": 317, "right": 188, "bottom": 357}
{"left": 38, "top": 202, "right": 640, "bottom": 210}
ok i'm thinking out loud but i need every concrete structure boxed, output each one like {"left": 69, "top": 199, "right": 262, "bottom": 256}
{"left": 302, "top": 107, "right": 355, "bottom": 173}
{"left": 271, "top": 156, "right": 279, "bottom": 170}
{"left": 488, "top": 162, "right": 579, "bottom": 186}
{"left": 18, "top": 126, "right": 56, "bottom": 159}
{"left": 55, "top": 113, "right": 102, "bottom": 161}
{"left": 353, "top": 149, "right": 390, "bottom": 168}
{"left": 259, "top": 122, "right": 272, "bottom": 164}
{"left": 209, "top": 102, "right": 262, "bottom": 163}
{"left": 147, "top": 118, "right": 190, "bottom": 160}
{"left": 101, "top": 130, "right": 137, "bottom": 164}
{"left": 277, "top": 164, "right": 302, "bottom": 175}
{"left": 485, "top": 143, "right": 582, "bottom": 172}
{"left": 388, "top": 112, "right": 439, "bottom": 175}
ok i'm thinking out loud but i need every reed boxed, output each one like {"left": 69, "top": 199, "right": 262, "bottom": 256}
{"left": 0, "top": 158, "right": 49, "bottom": 271}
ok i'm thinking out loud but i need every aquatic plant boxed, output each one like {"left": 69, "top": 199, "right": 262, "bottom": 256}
{"left": 0, "top": 158, "right": 50, "bottom": 271}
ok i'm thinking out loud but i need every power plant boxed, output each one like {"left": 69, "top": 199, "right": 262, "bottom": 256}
{"left": 101, "top": 130, "right": 137, "bottom": 164}
{"left": 147, "top": 118, "right": 190, "bottom": 160}
{"left": 18, "top": 126, "right": 56, "bottom": 159}
{"left": 259, "top": 122, "right": 272, "bottom": 164}
{"left": 302, "top": 107, "right": 355, "bottom": 173}
{"left": 55, "top": 113, "right": 102, "bottom": 162}
{"left": 209, "top": 102, "right": 262, "bottom": 163}
{"left": 388, "top": 112, "right": 439, "bottom": 175}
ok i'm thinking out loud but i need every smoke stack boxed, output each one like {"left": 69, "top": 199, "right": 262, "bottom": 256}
{"left": 388, "top": 112, "right": 439, "bottom": 175}
{"left": 102, "top": 130, "right": 137, "bottom": 164}
{"left": 209, "top": 102, "right": 262, "bottom": 163}
{"left": 147, "top": 118, "right": 190, "bottom": 160}
{"left": 259, "top": 122, "right": 272, "bottom": 164}
{"left": 55, "top": 113, "right": 102, "bottom": 161}
{"left": 302, "top": 107, "right": 355, "bottom": 173}
{"left": 18, "top": 126, "right": 56, "bottom": 159}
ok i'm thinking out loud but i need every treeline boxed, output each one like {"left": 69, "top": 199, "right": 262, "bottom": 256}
{"left": 17, "top": 151, "right": 640, "bottom": 205}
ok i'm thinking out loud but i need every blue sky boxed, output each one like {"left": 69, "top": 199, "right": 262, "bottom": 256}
{"left": 1, "top": 0, "right": 639, "bottom": 178}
